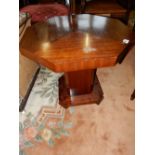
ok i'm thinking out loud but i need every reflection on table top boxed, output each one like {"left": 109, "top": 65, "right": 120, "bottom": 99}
{"left": 20, "top": 14, "right": 132, "bottom": 72}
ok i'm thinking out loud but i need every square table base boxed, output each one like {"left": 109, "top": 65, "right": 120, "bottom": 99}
{"left": 59, "top": 70, "right": 103, "bottom": 108}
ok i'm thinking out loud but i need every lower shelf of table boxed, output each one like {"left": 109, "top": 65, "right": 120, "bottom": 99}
{"left": 59, "top": 74, "right": 104, "bottom": 108}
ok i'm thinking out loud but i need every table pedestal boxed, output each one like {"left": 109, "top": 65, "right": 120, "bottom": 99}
{"left": 59, "top": 69, "right": 103, "bottom": 108}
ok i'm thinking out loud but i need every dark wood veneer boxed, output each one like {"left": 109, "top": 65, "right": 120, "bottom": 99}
{"left": 20, "top": 14, "right": 132, "bottom": 108}
{"left": 59, "top": 72, "right": 103, "bottom": 108}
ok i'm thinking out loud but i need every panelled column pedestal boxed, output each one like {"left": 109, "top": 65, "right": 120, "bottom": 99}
{"left": 59, "top": 69, "right": 103, "bottom": 108}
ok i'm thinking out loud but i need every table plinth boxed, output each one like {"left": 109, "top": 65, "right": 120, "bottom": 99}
{"left": 59, "top": 69, "right": 103, "bottom": 108}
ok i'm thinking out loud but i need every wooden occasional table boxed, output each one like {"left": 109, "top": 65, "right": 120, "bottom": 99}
{"left": 20, "top": 14, "right": 132, "bottom": 108}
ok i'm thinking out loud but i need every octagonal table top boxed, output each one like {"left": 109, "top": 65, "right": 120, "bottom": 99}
{"left": 20, "top": 14, "right": 132, "bottom": 72}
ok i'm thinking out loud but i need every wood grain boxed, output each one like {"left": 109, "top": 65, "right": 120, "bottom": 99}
{"left": 59, "top": 73, "right": 103, "bottom": 108}
{"left": 20, "top": 14, "right": 132, "bottom": 72}
{"left": 20, "top": 14, "right": 132, "bottom": 108}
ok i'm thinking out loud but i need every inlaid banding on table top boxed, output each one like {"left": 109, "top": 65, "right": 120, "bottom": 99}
{"left": 39, "top": 56, "right": 117, "bottom": 72}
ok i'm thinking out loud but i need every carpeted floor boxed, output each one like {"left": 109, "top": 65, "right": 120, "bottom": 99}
{"left": 20, "top": 46, "right": 135, "bottom": 155}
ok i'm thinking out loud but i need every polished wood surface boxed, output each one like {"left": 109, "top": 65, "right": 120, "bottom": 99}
{"left": 82, "top": 0, "right": 127, "bottom": 15}
{"left": 65, "top": 69, "right": 95, "bottom": 95}
{"left": 20, "top": 14, "right": 132, "bottom": 108}
{"left": 59, "top": 72, "right": 103, "bottom": 108}
{"left": 80, "top": 0, "right": 134, "bottom": 24}
{"left": 68, "top": 0, "right": 134, "bottom": 23}
{"left": 20, "top": 14, "right": 132, "bottom": 72}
